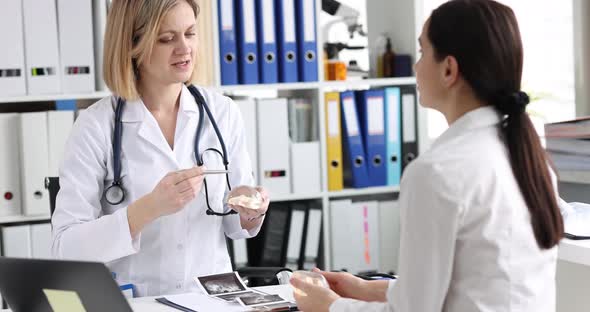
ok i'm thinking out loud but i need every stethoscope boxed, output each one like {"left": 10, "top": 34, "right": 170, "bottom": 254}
{"left": 104, "top": 85, "right": 237, "bottom": 216}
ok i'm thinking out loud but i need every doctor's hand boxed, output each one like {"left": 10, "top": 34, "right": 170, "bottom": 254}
{"left": 148, "top": 166, "right": 206, "bottom": 217}
{"left": 228, "top": 186, "right": 270, "bottom": 221}
{"left": 291, "top": 275, "right": 340, "bottom": 312}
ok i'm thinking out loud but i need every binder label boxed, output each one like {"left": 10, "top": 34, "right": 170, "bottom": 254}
{"left": 262, "top": 0, "right": 275, "bottom": 43}
{"left": 328, "top": 100, "right": 339, "bottom": 136}
{"left": 283, "top": 0, "right": 296, "bottom": 42}
{"left": 243, "top": 0, "right": 256, "bottom": 43}
{"left": 367, "top": 97, "right": 385, "bottom": 135}
{"left": 221, "top": 0, "right": 234, "bottom": 30}
{"left": 387, "top": 93, "right": 399, "bottom": 141}
{"left": 402, "top": 94, "right": 416, "bottom": 142}
{"left": 303, "top": 0, "right": 316, "bottom": 42}
{"left": 343, "top": 98, "right": 359, "bottom": 136}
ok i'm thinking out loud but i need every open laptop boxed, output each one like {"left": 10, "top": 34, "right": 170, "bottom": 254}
{"left": 0, "top": 257, "right": 132, "bottom": 312}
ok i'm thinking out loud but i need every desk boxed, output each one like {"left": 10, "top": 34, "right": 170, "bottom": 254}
{"left": 1, "top": 285, "right": 295, "bottom": 312}
{"left": 557, "top": 239, "right": 590, "bottom": 312}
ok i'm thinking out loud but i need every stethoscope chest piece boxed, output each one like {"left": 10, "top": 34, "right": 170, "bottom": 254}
{"left": 105, "top": 183, "right": 125, "bottom": 205}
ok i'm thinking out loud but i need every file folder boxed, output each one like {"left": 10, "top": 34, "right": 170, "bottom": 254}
{"left": 235, "top": 98, "right": 258, "bottom": 184}
{"left": 285, "top": 203, "right": 307, "bottom": 270}
{"left": 275, "top": 0, "right": 299, "bottom": 82}
{"left": 340, "top": 91, "right": 370, "bottom": 188}
{"left": 302, "top": 203, "right": 322, "bottom": 270}
{"left": 290, "top": 141, "right": 321, "bottom": 194}
{"left": 324, "top": 92, "right": 343, "bottom": 191}
{"left": 92, "top": 0, "right": 109, "bottom": 91}
{"left": 19, "top": 112, "right": 51, "bottom": 216}
{"left": 331, "top": 200, "right": 380, "bottom": 274}
{"left": 22, "top": 0, "right": 62, "bottom": 94}
{"left": 401, "top": 86, "right": 419, "bottom": 170}
{"left": 355, "top": 89, "right": 387, "bottom": 186}
{"left": 30, "top": 223, "right": 52, "bottom": 259}
{"left": 296, "top": 0, "right": 318, "bottom": 82}
{"left": 384, "top": 87, "right": 402, "bottom": 186}
{"left": 256, "top": 0, "right": 279, "bottom": 83}
{"left": 257, "top": 98, "right": 291, "bottom": 195}
{"left": 0, "top": 114, "right": 22, "bottom": 218}
{"left": 0, "top": 0, "right": 27, "bottom": 96}
{"left": 236, "top": 0, "right": 259, "bottom": 84}
{"left": 378, "top": 200, "right": 400, "bottom": 274}
{"left": 217, "top": 0, "right": 239, "bottom": 85}
{"left": 47, "top": 111, "right": 74, "bottom": 176}
{"left": 1, "top": 225, "right": 32, "bottom": 258}
{"left": 57, "top": 0, "right": 95, "bottom": 93}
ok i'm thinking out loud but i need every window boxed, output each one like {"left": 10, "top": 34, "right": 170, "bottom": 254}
{"left": 419, "top": 0, "right": 575, "bottom": 140}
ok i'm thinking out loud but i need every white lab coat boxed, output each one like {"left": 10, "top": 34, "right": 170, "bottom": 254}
{"left": 331, "top": 106, "right": 558, "bottom": 311}
{"left": 52, "top": 84, "right": 263, "bottom": 297}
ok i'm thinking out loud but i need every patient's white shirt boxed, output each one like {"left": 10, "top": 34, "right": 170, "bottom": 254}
{"left": 330, "top": 106, "right": 558, "bottom": 312}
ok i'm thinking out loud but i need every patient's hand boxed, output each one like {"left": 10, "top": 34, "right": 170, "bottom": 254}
{"left": 312, "top": 268, "right": 369, "bottom": 300}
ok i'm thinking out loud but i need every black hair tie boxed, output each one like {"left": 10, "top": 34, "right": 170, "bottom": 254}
{"left": 496, "top": 91, "right": 529, "bottom": 116}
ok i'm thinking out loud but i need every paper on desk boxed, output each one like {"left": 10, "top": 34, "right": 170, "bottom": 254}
{"left": 163, "top": 292, "right": 249, "bottom": 311}
{"left": 560, "top": 200, "right": 590, "bottom": 238}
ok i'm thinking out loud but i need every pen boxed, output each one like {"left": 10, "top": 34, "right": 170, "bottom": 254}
{"left": 202, "top": 169, "right": 230, "bottom": 175}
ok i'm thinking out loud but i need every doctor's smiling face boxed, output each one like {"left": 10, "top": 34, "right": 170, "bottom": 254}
{"left": 138, "top": 0, "right": 198, "bottom": 86}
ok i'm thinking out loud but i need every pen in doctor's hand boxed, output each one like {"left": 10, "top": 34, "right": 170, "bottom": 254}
{"left": 201, "top": 169, "right": 230, "bottom": 175}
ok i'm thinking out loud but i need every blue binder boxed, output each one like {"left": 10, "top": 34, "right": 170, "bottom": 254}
{"left": 236, "top": 0, "right": 259, "bottom": 84}
{"left": 256, "top": 0, "right": 278, "bottom": 83}
{"left": 275, "top": 0, "right": 298, "bottom": 82}
{"left": 384, "top": 87, "right": 402, "bottom": 187}
{"left": 355, "top": 89, "right": 387, "bottom": 186}
{"left": 340, "top": 91, "right": 370, "bottom": 188}
{"left": 295, "top": 0, "right": 318, "bottom": 82}
{"left": 217, "top": 0, "right": 238, "bottom": 85}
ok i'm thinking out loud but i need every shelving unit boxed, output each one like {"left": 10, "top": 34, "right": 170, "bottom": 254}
{"left": 0, "top": 0, "right": 422, "bottom": 272}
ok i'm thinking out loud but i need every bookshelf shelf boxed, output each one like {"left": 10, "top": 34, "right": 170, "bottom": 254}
{"left": 558, "top": 171, "right": 590, "bottom": 185}
{"left": 0, "top": 214, "right": 50, "bottom": 225}
{"left": 0, "top": 91, "right": 110, "bottom": 104}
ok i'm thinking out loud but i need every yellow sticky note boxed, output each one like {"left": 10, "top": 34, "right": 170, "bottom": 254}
{"left": 42, "top": 289, "right": 87, "bottom": 312}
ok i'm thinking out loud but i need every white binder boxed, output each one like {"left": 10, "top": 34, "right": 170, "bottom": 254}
{"left": 1, "top": 225, "right": 32, "bottom": 257}
{"left": 290, "top": 141, "right": 321, "bottom": 194}
{"left": 30, "top": 223, "right": 52, "bottom": 259}
{"left": 232, "top": 239, "right": 248, "bottom": 268}
{"left": 235, "top": 98, "right": 258, "bottom": 184}
{"left": 0, "top": 114, "right": 22, "bottom": 218}
{"left": 256, "top": 98, "right": 291, "bottom": 195}
{"left": 303, "top": 205, "right": 322, "bottom": 270}
{"left": 47, "top": 111, "right": 74, "bottom": 176}
{"left": 0, "top": 0, "right": 27, "bottom": 96}
{"left": 92, "top": 0, "right": 109, "bottom": 91}
{"left": 19, "top": 112, "right": 50, "bottom": 216}
{"left": 378, "top": 200, "right": 400, "bottom": 274}
{"left": 57, "top": 0, "right": 96, "bottom": 93}
{"left": 22, "top": 0, "right": 62, "bottom": 94}
{"left": 285, "top": 204, "right": 306, "bottom": 270}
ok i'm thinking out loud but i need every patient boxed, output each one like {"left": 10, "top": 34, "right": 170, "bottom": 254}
{"left": 291, "top": 0, "right": 563, "bottom": 311}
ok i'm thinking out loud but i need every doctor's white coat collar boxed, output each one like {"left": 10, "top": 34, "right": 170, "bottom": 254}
{"left": 119, "top": 84, "right": 199, "bottom": 123}
{"left": 429, "top": 105, "right": 502, "bottom": 151}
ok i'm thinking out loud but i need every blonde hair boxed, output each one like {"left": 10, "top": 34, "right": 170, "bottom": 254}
{"left": 103, "top": 0, "right": 200, "bottom": 100}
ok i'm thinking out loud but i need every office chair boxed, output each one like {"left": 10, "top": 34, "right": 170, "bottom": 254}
{"left": 43, "top": 176, "right": 292, "bottom": 287}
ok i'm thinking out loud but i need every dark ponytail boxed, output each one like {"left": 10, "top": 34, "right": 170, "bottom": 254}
{"left": 428, "top": 0, "right": 563, "bottom": 249}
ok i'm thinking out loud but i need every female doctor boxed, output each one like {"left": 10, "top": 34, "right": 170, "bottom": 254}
{"left": 291, "top": 0, "right": 564, "bottom": 311}
{"left": 51, "top": 0, "right": 269, "bottom": 297}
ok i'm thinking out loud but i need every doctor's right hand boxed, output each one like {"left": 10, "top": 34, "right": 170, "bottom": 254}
{"left": 147, "top": 166, "right": 206, "bottom": 217}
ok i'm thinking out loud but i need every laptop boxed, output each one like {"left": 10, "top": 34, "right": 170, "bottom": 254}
{"left": 0, "top": 257, "right": 133, "bottom": 312}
